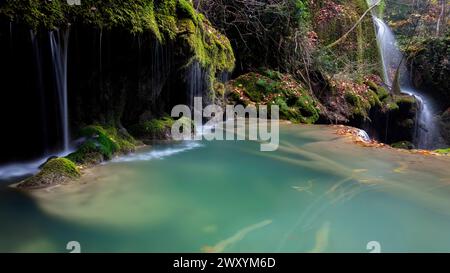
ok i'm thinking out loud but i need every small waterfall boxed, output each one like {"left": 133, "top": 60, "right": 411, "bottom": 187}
{"left": 369, "top": 8, "right": 440, "bottom": 149}
{"left": 357, "top": 129, "right": 371, "bottom": 142}
{"left": 186, "top": 61, "right": 209, "bottom": 132}
{"left": 150, "top": 39, "right": 171, "bottom": 100}
{"left": 187, "top": 61, "right": 204, "bottom": 109}
{"left": 218, "top": 71, "right": 230, "bottom": 83}
{"left": 49, "top": 29, "right": 70, "bottom": 152}
{"left": 99, "top": 29, "right": 103, "bottom": 73}
{"left": 30, "top": 31, "right": 49, "bottom": 152}
{"left": 9, "top": 21, "right": 13, "bottom": 49}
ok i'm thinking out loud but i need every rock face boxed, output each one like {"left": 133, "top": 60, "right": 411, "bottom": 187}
{"left": 440, "top": 109, "right": 450, "bottom": 145}
{"left": 408, "top": 37, "right": 450, "bottom": 110}
{"left": 407, "top": 37, "right": 450, "bottom": 145}
{"left": 0, "top": 0, "right": 235, "bottom": 163}
{"left": 17, "top": 158, "right": 80, "bottom": 189}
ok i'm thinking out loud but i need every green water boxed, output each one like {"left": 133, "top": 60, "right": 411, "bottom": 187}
{"left": 1, "top": 124, "right": 450, "bottom": 253}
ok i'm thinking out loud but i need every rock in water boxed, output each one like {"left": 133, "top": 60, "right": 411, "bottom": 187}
{"left": 17, "top": 158, "right": 80, "bottom": 189}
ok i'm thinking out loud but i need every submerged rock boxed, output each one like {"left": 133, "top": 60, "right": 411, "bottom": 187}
{"left": 17, "top": 158, "right": 80, "bottom": 189}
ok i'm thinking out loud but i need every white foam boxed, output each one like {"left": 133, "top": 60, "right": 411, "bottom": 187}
{"left": 0, "top": 150, "right": 74, "bottom": 180}
{"left": 112, "top": 141, "right": 203, "bottom": 163}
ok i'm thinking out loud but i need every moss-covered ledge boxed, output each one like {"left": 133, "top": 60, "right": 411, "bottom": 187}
{"left": 15, "top": 124, "right": 137, "bottom": 189}
{"left": 0, "top": 0, "right": 235, "bottom": 73}
{"left": 66, "top": 125, "right": 137, "bottom": 166}
{"left": 16, "top": 158, "right": 81, "bottom": 189}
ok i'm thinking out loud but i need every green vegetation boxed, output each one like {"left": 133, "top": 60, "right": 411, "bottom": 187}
{"left": 130, "top": 116, "right": 194, "bottom": 140}
{"left": 391, "top": 141, "right": 415, "bottom": 150}
{"left": 435, "top": 148, "right": 450, "bottom": 155}
{"left": 227, "top": 70, "right": 321, "bottom": 124}
{"left": 67, "top": 125, "right": 136, "bottom": 165}
{"left": 17, "top": 158, "right": 80, "bottom": 188}
{"left": 0, "top": 0, "right": 235, "bottom": 72}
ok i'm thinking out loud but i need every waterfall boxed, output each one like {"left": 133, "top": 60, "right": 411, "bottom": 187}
{"left": 369, "top": 9, "right": 440, "bottom": 149}
{"left": 357, "top": 129, "right": 371, "bottom": 142}
{"left": 30, "top": 31, "right": 49, "bottom": 152}
{"left": 218, "top": 71, "right": 229, "bottom": 83}
{"left": 186, "top": 60, "right": 209, "bottom": 133}
{"left": 187, "top": 61, "right": 204, "bottom": 109}
{"left": 9, "top": 22, "right": 13, "bottom": 49}
{"left": 49, "top": 29, "right": 70, "bottom": 152}
{"left": 150, "top": 39, "right": 171, "bottom": 100}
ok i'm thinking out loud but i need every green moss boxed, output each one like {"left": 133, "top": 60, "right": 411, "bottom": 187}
{"left": 395, "top": 95, "right": 416, "bottom": 106}
{"left": 180, "top": 17, "right": 235, "bottom": 75}
{"left": 391, "top": 141, "right": 415, "bottom": 150}
{"left": 345, "top": 91, "right": 374, "bottom": 118}
{"left": 1, "top": 0, "right": 235, "bottom": 75}
{"left": 130, "top": 116, "right": 195, "bottom": 140}
{"left": 367, "top": 90, "right": 381, "bottom": 107}
{"left": 345, "top": 92, "right": 359, "bottom": 106}
{"left": 67, "top": 125, "right": 135, "bottom": 164}
{"left": 366, "top": 80, "right": 389, "bottom": 100}
{"left": 177, "top": 0, "right": 199, "bottom": 24}
{"left": 227, "top": 71, "right": 321, "bottom": 124}
{"left": 435, "top": 148, "right": 450, "bottom": 155}
{"left": 18, "top": 158, "right": 80, "bottom": 189}
{"left": 385, "top": 101, "right": 400, "bottom": 112}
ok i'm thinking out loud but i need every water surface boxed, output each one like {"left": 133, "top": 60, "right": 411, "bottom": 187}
{"left": 1, "top": 124, "right": 450, "bottom": 252}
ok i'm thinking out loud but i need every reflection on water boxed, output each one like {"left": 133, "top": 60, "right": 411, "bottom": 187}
{"left": 1, "top": 124, "right": 450, "bottom": 252}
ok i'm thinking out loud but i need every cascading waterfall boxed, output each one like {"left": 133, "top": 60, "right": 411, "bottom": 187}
{"left": 369, "top": 5, "right": 440, "bottom": 149}
{"left": 49, "top": 29, "right": 70, "bottom": 152}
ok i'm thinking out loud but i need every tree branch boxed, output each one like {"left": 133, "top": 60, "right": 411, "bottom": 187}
{"left": 325, "top": 0, "right": 381, "bottom": 49}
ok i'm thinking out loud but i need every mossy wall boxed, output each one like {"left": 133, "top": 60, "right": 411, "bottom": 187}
{"left": 0, "top": 0, "right": 234, "bottom": 72}
{"left": 0, "top": 0, "right": 235, "bottom": 162}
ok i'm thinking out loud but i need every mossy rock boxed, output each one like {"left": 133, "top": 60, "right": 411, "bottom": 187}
{"left": 344, "top": 90, "right": 376, "bottom": 118}
{"left": 67, "top": 125, "right": 136, "bottom": 165}
{"left": 366, "top": 80, "right": 389, "bottom": 100}
{"left": 226, "top": 71, "right": 321, "bottom": 124}
{"left": 391, "top": 141, "right": 415, "bottom": 150}
{"left": 17, "top": 158, "right": 80, "bottom": 189}
{"left": 130, "top": 116, "right": 194, "bottom": 141}
{"left": 397, "top": 118, "right": 415, "bottom": 129}
{"left": 394, "top": 95, "right": 416, "bottom": 107}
